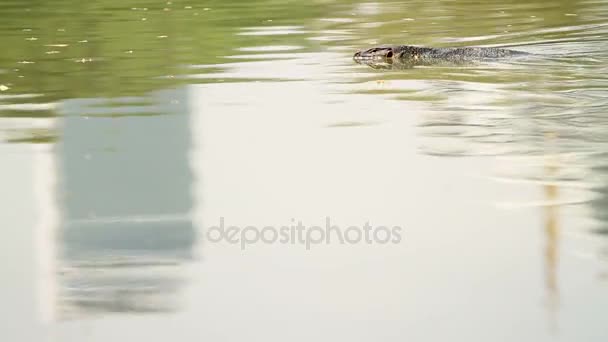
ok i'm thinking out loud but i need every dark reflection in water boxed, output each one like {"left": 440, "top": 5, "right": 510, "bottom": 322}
{"left": 590, "top": 155, "right": 608, "bottom": 285}
{"left": 591, "top": 155, "right": 608, "bottom": 236}
{"left": 55, "top": 88, "right": 194, "bottom": 318}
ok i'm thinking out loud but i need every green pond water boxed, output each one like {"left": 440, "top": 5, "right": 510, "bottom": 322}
{"left": 1, "top": 0, "right": 607, "bottom": 341}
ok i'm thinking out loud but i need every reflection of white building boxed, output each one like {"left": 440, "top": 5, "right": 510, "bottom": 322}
{"left": 39, "top": 87, "right": 196, "bottom": 320}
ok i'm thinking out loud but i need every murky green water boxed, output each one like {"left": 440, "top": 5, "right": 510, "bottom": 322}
{"left": 1, "top": 1, "right": 607, "bottom": 341}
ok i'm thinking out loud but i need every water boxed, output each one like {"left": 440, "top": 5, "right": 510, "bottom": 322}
{"left": 1, "top": 1, "right": 607, "bottom": 341}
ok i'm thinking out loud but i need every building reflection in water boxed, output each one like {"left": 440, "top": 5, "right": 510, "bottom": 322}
{"left": 50, "top": 87, "right": 195, "bottom": 319}
{"left": 542, "top": 133, "right": 560, "bottom": 333}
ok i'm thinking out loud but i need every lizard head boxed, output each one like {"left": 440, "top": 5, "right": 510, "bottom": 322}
{"left": 353, "top": 46, "right": 395, "bottom": 61}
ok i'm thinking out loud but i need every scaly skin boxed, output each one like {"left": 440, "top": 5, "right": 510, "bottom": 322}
{"left": 353, "top": 45, "right": 529, "bottom": 69}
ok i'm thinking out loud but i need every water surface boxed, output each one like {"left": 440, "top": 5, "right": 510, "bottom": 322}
{"left": 1, "top": 1, "right": 607, "bottom": 341}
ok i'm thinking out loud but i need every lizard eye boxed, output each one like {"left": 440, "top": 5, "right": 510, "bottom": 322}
{"left": 386, "top": 50, "right": 393, "bottom": 58}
